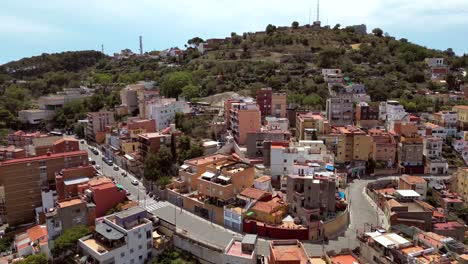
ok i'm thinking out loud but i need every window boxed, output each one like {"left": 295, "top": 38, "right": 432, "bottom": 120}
{"left": 130, "top": 260, "right": 135, "bottom": 264}
{"left": 121, "top": 252, "right": 125, "bottom": 257}
{"left": 130, "top": 249, "right": 134, "bottom": 254}
{"left": 147, "top": 242, "right": 152, "bottom": 249}
{"left": 139, "top": 256, "right": 143, "bottom": 260}
{"left": 138, "top": 245, "right": 142, "bottom": 250}
{"left": 146, "top": 230, "right": 151, "bottom": 239}
{"left": 138, "top": 233, "right": 142, "bottom": 239}
{"left": 283, "top": 159, "right": 287, "bottom": 163}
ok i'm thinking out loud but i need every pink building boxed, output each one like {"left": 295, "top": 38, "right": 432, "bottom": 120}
{"left": 227, "top": 102, "right": 261, "bottom": 145}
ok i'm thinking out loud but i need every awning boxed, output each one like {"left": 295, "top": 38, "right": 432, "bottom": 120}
{"left": 246, "top": 211, "right": 254, "bottom": 216}
{"left": 201, "top": 171, "right": 216, "bottom": 179}
{"left": 64, "top": 177, "right": 89, "bottom": 186}
{"left": 124, "top": 154, "right": 135, "bottom": 161}
{"left": 116, "top": 184, "right": 124, "bottom": 190}
{"left": 326, "top": 164, "right": 334, "bottom": 171}
{"left": 180, "top": 164, "right": 189, "bottom": 169}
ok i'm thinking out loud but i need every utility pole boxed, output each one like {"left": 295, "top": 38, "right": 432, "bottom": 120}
{"left": 139, "top": 36, "right": 143, "bottom": 55}
{"left": 316, "top": 0, "right": 320, "bottom": 22}
{"left": 101, "top": 44, "right": 104, "bottom": 54}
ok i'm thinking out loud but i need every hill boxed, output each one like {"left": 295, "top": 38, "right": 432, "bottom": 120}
{"left": 0, "top": 22, "right": 467, "bottom": 133}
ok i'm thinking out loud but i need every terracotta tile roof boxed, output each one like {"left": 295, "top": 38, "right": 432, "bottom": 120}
{"left": 240, "top": 187, "right": 268, "bottom": 200}
{"left": 453, "top": 105, "right": 468, "bottom": 110}
{"left": 0, "top": 150, "right": 87, "bottom": 165}
{"left": 26, "top": 225, "right": 47, "bottom": 242}
{"left": 58, "top": 198, "right": 84, "bottom": 208}
{"left": 401, "top": 175, "right": 426, "bottom": 184}
{"left": 252, "top": 197, "right": 285, "bottom": 214}
{"left": 375, "top": 188, "right": 396, "bottom": 196}
{"left": 386, "top": 199, "right": 402, "bottom": 208}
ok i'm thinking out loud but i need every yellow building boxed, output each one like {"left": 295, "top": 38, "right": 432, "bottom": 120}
{"left": 296, "top": 112, "right": 330, "bottom": 140}
{"left": 453, "top": 105, "right": 468, "bottom": 130}
{"left": 455, "top": 167, "right": 468, "bottom": 202}
{"left": 248, "top": 197, "right": 287, "bottom": 225}
{"left": 333, "top": 126, "right": 372, "bottom": 163}
{"left": 121, "top": 140, "right": 140, "bottom": 155}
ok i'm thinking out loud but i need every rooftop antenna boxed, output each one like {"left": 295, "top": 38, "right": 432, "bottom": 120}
{"left": 139, "top": 35, "right": 143, "bottom": 55}
{"left": 316, "top": 0, "right": 320, "bottom": 22}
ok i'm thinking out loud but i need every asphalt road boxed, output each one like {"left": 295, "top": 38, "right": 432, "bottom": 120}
{"left": 79, "top": 140, "right": 169, "bottom": 212}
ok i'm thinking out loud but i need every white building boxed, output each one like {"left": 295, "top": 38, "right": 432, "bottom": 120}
{"left": 423, "top": 136, "right": 443, "bottom": 159}
{"left": 379, "top": 100, "right": 407, "bottom": 130}
{"left": 426, "top": 58, "right": 445, "bottom": 68}
{"left": 265, "top": 116, "right": 289, "bottom": 131}
{"left": 14, "top": 225, "right": 50, "bottom": 258}
{"left": 270, "top": 140, "right": 334, "bottom": 180}
{"left": 79, "top": 207, "right": 154, "bottom": 264}
{"left": 18, "top": 109, "right": 54, "bottom": 125}
{"left": 145, "top": 98, "right": 190, "bottom": 131}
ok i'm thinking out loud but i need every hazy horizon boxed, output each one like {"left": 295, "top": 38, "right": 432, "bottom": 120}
{"left": 1, "top": 0, "right": 467, "bottom": 64}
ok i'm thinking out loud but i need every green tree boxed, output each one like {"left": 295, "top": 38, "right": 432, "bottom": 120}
{"left": 15, "top": 254, "right": 48, "bottom": 264}
{"left": 266, "top": 24, "right": 276, "bottom": 35}
{"left": 291, "top": 21, "right": 299, "bottom": 29}
{"left": 160, "top": 71, "right": 193, "bottom": 98}
{"left": 181, "top": 84, "right": 200, "bottom": 101}
{"left": 187, "top": 37, "right": 204, "bottom": 46}
{"left": 302, "top": 94, "right": 323, "bottom": 109}
{"left": 372, "top": 28, "right": 384, "bottom": 37}
{"left": 333, "top": 23, "right": 341, "bottom": 30}
{"left": 144, "top": 152, "right": 163, "bottom": 182}
{"left": 52, "top": 225, "right": 90, "bottom": 257}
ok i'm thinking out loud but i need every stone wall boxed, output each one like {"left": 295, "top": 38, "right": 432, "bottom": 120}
{"left": 322, "top": 208, "right": 350, "bottom": 239}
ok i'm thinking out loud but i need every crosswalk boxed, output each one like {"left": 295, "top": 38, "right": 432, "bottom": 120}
{"left": 140, "top": 200, "right": 170, "bottom": 212}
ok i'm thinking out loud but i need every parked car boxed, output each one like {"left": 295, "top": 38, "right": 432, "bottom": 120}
{"left": 95, "top": 165, "right": 101, "bottom": 170}
{"left": 80, "top": 140, "right": 85, "bottom": 144}
{"left": 131, "top": 180, "right": 139, "bottom": 186}
{"left": 113, "top": 166, "right": 119, "bottom": 171}
{"left": 105, "top": 159, "right": 113, "bottom": 166}
{"left": 125, "top": 190, "right": 131, "bottom": 196}
{"left": 121, "top": 172, "right": 127, "bottom": 177}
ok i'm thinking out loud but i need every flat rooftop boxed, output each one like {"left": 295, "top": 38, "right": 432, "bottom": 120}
{"left": 185, "top": 153, "right": 229, "bottom": 166}
{"left": 226, "top": 241, "right": 253, "bottom": 259}
{"left": 153, "top": 204, "right": 235, "bottom": 250}
{"left": 330, "top": 254, "right": 360, "bottom": 264}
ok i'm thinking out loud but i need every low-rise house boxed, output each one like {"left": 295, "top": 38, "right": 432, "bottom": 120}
{"left": 78, "top": 207, "right": 154, "bottom": 264}
{"left": 0, "top": 146, "right": 26, "bottom": 161}
{"left": 379, "top": 100, "right": 407, "bottom": 131}
{"left": 384, "top": 199, "right": 433, "bottom": 231}
{"left": 246, "top": 130, "right": 290, "bottom": 161}
{"left": 137, "top": 132, "right": 171, "bottom": 161}
{"left": 356, "top": 102, "right": 379, "bottom": 129}
{"left": 399, "top": 175, "right": 428, "bottom": 199}
{"left": 223, "top": 235, "right": 257, "bottom": 264}
{"left": 433, "top": 221, "right": 467, "bottom": 242}
{"left": 14, "top": 225, "right": 49, "bottom": 258}
{"left": 268, "top": 240, "right": 309, "bottom": 264}
{"left": 398, "top": 135, "right": 424, "bottom": 174}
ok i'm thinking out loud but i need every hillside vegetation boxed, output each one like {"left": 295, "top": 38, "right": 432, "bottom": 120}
{"left": 0, "top": 23, "right": 467, "bottom": 133}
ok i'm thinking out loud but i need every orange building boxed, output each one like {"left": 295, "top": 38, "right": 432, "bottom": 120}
{"left": 368, "top": 128, "right": 397, "bottom": 167}
{"left": 178, "top": 154, "right": 231, "bottom": 192}
{"left": 227, "top": 102, "right": 261, "bottom": 145}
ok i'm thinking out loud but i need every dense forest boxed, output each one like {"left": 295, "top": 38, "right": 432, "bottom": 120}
{"left": 0, "top": 22, "right": 467, "bottom": 137}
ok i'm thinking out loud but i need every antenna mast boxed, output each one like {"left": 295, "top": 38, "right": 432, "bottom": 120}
{"left": 101, "top": 44, "right": 104, "bottom": 54}
{"left": 316, "top": 0, "right": 320, "bottom": 22}
{"left": 139, "top": 36, "right": 143, "bottom": 55}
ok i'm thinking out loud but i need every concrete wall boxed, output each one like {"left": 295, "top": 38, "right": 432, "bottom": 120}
{"left": 173, "top": 235, "right": 223, "bottom": 264}
{"left": 322, "top": 209, "right": 350, "bottom": 239}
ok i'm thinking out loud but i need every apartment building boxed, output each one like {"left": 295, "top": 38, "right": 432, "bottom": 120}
{"left": 455, "top": 167, "right": 468, "bottom": 202}
{"left": 197, "top": 160, "right": 255, "bottom": 204}
{"left": 355, "top": 102, "right": 379, "bottom": 128}
{"left": 368, "top": 129, "right": 397, "bottom": 167}
{"left": 0, "top": 145, "right": 26, "bottom": 161}
{"left": 270, "top": 140, "right": 334, "bottom": 180}
{"left": 137, "top": 132, "right": 171, "bottom": 161}
{"left": 422, "top": 136, "right": 448, "bottom": 174}
{"left": 256, "top": 88, "right": 286, "bottom": 118}
{"left": 245, "top": 130, "right": 290, "bottom": 162}
{"left": 295, "top": 112, "right": 330, "bottom": 140}
{"left": 79, "top": 207, "right": 154, "bottom": 264}
{"left": 7, "top": 130, "right": 51, "bottom": 147}
{"left": 398, "top": 135, "right": 424, "bottom": 174}
{"left": 433, "top": 111, "right": 458, "bottom": 129}
{"left": 120, "top": 84, "right": 144, "bottom": 115}
{"left": 286, "top": 173, "right": 336, "bottom": 228}
{"left": 399, "top": 175, "right": 428, "bottom": 199}
{"left": 379, "top": 100, "right": 408, "bottom": 130}
{"left": 178, "top": 154, "right": 231, "bottom": 192}
{"left": 0, "top": 150, "right": 88, "bottom": 226}
{"left": 227, "top": 102, "right": 261, "bottom": 145}
{"left": 265, "top": 116, "right": 289, "bottom": 131}
{"left": 332, "top": 126, "right": 373, "bottom": 164}
{"left": 137, "top": 89, "right": 160, "bottom": 119}
{"left": 452, "top": 105, "right": 468, "bottom": 130}
{"left": 326, "top": 84, "right": 370, "bottom": 126}
{"left": 86, "top": 111, "right": 115, "bottom": 142}
{"left": 145, "top": 98, "right": 190, "bottom": 131}
{"left": 45, "top": 198, "right": 95, "bottom": 240}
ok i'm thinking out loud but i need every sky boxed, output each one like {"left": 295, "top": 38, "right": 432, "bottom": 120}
{"left": 1, "top": 0, "right": 468, "bottom": 64}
